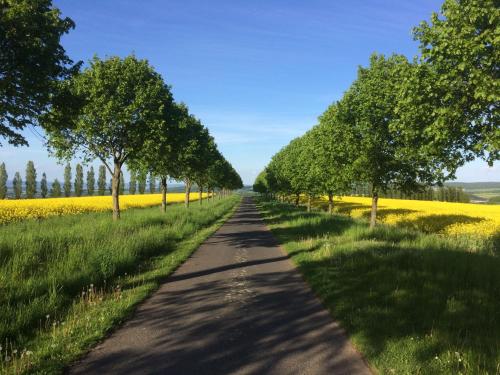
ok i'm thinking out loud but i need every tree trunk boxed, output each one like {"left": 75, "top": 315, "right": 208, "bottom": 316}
{"left": 370, "top": 191, "right": 378, "bottom": 228}
{"left": 328, "top": 192, "right": 334, "bottom": 215}
{"left": 185, "top": 181, "right": 191, "bottom": 208}
{"left": 199, "top": 185, "right": 203, "bottom": 205}
{"left": 307, "top": 195, "right": 311, "bottom": 212}
{"left": 112, "top": 162, "right": 121, "bottom": 220}
{"left": 160, "top": 176, "right": 167, "bottom": 213}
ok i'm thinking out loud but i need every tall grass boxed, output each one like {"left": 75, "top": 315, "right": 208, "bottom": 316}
{"left": 258, "top": 199, "right": 500, "bottom": 374}
{"left": 0, "top": 196, "right": 240, "bottom": 374}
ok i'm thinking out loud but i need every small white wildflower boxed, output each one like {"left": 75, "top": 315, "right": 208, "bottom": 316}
{"left": 12, "top": 349, "right": 17, "bottom": 354}
{"left": 90, "top": 284, "right": 94, "bottom": 288}
{"left": 26, "top": 351, "right": 33, "bottom": 356}
{"left": 46, "top": 314, "right": 50, "bottom": 319}
{"left": 435, "top": 356, "right": 439, "bottom": 360}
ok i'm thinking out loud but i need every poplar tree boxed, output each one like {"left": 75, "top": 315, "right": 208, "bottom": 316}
{"left": 138, "top": 171, "right": 147, "bottom": 194}
{"left": 25, "top": 161, "right": 37, "bottom": 198}
{"left": 0, "top": 163, "right": 7, "bottom": 199}
{"left": 120, "top": 172, "right": 125, "bottom": 195}
{"left": 41, "top": 173, "right": 48, "bottom": 198}
{"left": 129, "top": 169, "right": 137, "bottom": 194}
{"left": 13, "top": 172, "right": 22, "bottom": 198}
{"left": 50, "top": 179, "right": 62, "bottom": 197}
{"left": 63, "top": 163, "right": 71, "bottom": 197}
{"left": 97, "top": 165, "right": 106, "bottom": 195}
{"left": 74, "top": 163, "right": 83, "bottom": 196}
{"left": 86, "top": 166, "right": 95, "bottom": 195}
{"left": 149, "top": 173, "right": 156, "bottom": 194}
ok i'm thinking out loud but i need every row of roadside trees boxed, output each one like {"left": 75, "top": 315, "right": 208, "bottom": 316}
{"left": 254, "top": 0, "right": 498, "bottom": 227}
{"left": 1, "top": 0, "right": 242, "bottom": 219}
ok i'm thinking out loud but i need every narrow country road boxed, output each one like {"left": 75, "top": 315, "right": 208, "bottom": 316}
{"left": 70, "top": 197, "right": 371, "bottom": 375}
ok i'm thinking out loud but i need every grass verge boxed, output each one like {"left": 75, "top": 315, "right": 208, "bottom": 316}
{"left": 257, "top": 198, "right": 500, "bottom": 375}
{"left": 0, "top": 195, "right": 240, "bottom": 374}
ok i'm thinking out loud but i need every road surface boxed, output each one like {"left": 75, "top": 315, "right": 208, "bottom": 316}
{"left": 70, "top": 197, "right": 371, "bottom": 375}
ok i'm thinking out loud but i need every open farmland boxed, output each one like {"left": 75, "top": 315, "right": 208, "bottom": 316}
{"left": 0, "top": 193, "right": 208, "bottom": 224}
{"left": 321, "top": 196, "right": 499, "bottom": 252}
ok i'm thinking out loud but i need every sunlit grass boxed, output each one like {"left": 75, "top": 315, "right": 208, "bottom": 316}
{"left": 0, "top": 196, "right": 240, "bottom": 374}
{"left": 258, "top": 199, "right": 500, "bottom": 374}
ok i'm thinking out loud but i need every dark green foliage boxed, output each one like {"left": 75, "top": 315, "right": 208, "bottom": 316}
{"left": 0, "top": 163, "right": 7, "bottom": 199}
{"left": 86, "top": 166, "right": 95, "bottom": 195}
{"left": 13, "top": 171, "right": 22, "bottom": 198}
{"left": 63, "top": 163, "right": 71, "bottom": 197}
{"left": 50, "top": 179, "right": 61, "bottom": 197}
{"left": 74, "top": 163, "right": 83, "bottom": 196}
{"left": 0, "top": 0, "right": 78, "bottom": 146}
{"left": 25, "top": 161, "right": 37, "bottom": 198}
{"left": 97, "top": 165, "right": 106, "bottom": 195}
{"left": 40, "top": 173, "right": 48, "bottom": 198}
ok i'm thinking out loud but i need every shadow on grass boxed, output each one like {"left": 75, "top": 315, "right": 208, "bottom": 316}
{"left": 257, "top": 198, "right": 500, "bottom": 373}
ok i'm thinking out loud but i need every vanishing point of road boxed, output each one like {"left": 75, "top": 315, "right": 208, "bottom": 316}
{"left": 71, "top": 197, "right": 371, "bottom": 375}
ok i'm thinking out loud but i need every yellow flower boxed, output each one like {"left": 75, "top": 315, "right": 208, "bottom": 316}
{"left": 0, "top": 193, "right": 207, "bottom": 224}
{"left": 323, "top": 196, "right": 500, "bottom": 239}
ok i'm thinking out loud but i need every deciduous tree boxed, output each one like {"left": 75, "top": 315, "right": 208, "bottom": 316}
{"left": 0, "top": 0, "right": 79, "bottom": 146}
{"left": 0, "top": 163, "right": 7, "bottom": 199}
{"left": 41, "top": 173, "right": 48, "bottom": 198}
{"left": 43, "top": 55, "right": 170, "bottom": 219}
{"left": 97, "top": 165, "right": 106, "bottom": 196}
{"left": 50, "top": 178, "right": 61, "bottom": 197}
{"left": 74, "top": 163, "right": 83, "bottom": 196}
{"left": 25, "top": 161, "right": 37, "bottom": 198}
{"left": 86, "top": 166, "right": 95, "bottom": 195}
{"left": 13, "top": 172, "right": 22, "bottom": 198}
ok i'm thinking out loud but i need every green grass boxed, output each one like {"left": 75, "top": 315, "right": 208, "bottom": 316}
{"left": 257, "top": 198, "right": 500, "bottom": 375}
{"left": 0, "top": 196, "right": 240, "bottom": 374}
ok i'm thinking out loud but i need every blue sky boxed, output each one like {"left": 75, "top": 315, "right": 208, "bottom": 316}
{"left": 1, "top": 0, "right": 498, "bottom": 184}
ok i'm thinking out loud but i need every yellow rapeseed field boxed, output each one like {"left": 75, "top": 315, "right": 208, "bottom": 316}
{"left": 325, "top": 196, "right": 500, "bottom": 239}
{"left": 0, "top": 193, "right": 207, "bottom": 224}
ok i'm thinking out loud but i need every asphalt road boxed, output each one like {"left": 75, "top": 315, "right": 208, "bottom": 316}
{"left": 70, "top": 196, "right": 371, "bottom": 375}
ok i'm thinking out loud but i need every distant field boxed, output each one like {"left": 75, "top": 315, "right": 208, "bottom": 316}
{"left": 315, "top": 196, "right": 499, "bottom": 253}
{"left": 445, "top": 182, "right": 500, "bottom": 203}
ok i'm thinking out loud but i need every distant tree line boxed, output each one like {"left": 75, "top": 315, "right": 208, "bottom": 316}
{"left": 0, "top": 160, "right": 235, "bottom": 200}
{"left": 349, "top": 183, "right": 470, "bottom": 203}
{"left": 254, "top": 0, "right": 497, "bottom": 227}
{"left": 0, "top": 1, "right": 242, "bottom": 219}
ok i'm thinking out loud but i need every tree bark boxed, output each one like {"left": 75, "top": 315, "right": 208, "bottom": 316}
{"left": 185, "top": 181, "right": 191, "bottom": 208}
{"left": 328, "top": 192, "right": 334, "bottom": 215}
{"left": 370, "top": 191, "right": 378, "bottom": 228}
{"left": 160, "top": 176, "right": 167, "bottom": 213}
{"left": 307, "top": 195, "right": 311, "bottom": 212}
{"left": 112, "top": 162, "right": 121, "bottom": 220}
{"left": 199, "top": 185, "right": 203, "bottom": 205}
